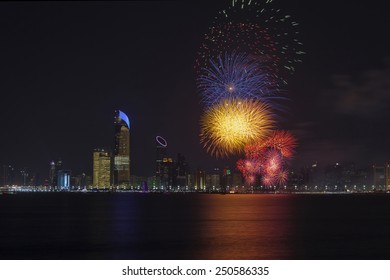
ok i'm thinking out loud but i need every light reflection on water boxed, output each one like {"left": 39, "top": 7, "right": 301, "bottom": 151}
{"left": 1, "top": 193, "right": 390, "bottom": 259}
{"left": 195, "top": 194, "right": 296, "bottom": 259}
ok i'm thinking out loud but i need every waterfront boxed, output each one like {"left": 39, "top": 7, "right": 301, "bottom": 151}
{"left": 1, "top": 193, "right": 390, "bottom": 259}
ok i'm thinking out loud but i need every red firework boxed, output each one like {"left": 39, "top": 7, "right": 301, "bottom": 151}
{"left": 263, "top": 149, "right": 283, "bottom": 175}
{"left": 237, "top": 159, "right": 261, "bottom": 184}
{"left": 238, "top": 130, "right": 297, "bottom": 186}
{"left": 262, "top": 130, "right": 297, "bottom": 158}
{"left": 261, "top": 175, "right": 274, "bottom": 186}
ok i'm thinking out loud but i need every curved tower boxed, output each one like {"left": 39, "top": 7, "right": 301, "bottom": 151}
{"left": 114, "top": 110, "right": 130, "bottom": 187}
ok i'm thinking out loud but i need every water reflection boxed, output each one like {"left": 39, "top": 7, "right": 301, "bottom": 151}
{"left": 195, "top": 194, "right": 297, "bottom": 259}
{"left": 2, "top": 193, "right": 390, "bottom": 259}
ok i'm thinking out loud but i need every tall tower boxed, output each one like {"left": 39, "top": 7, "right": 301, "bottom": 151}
{"left": 93, "top": 149, "right": 111, "bottom": 189}
{"left": 155, "top": 136, "right": 167, "bottom": 178}
{"left": 49, "top": 161, "right": 56, "bottom": 186}
{"left": 113, "top": 110, "right": 130, "bottom": 188}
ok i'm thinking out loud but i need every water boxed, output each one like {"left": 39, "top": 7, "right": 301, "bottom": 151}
{"left": 1, "top": 193, "right": 390, "bottom": 259}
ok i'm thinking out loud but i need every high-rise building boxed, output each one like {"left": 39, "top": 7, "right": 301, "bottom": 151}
{"left": 156, "top": 136, "right": 167, "bottom": 179}
{"left": 221, "top": 167, "right": 233, "bottom": 190}
{"left": 49, "top": 160, "right": 56, "bottom": 186}
{"left": 162, "top": 157, "right": 175, "bottom": 189}
{"left": 195, "top": 169, "right": 206, "bottom": 191}
{"left": 57, "top": 170, "right": 71, "bottom": 190}
{"left": 113, "top": 110, "right": 130, "bottom": 187}
{"left": 49, "top": 159, "right": 62, "bottom": 188}
{"left": 206, "top": 168, "right": 221, "bottom": 191}
{"left": 176, "top": 153, "right": 189, "bottom": 188}
{"left": 93, "top": 149, "right": 111, "bottom": 189}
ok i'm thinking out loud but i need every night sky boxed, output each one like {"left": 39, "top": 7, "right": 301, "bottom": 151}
{"left": 1, "top": 0, "right": 390, "bottom": 179}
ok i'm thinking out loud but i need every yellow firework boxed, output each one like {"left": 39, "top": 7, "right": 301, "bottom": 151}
{"left": 200, "top": 98, "right": 274, "bottom": 158}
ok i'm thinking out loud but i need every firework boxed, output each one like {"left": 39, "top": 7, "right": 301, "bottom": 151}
{"left": 261, "top": 175, "right": 273, "bottom": 186}
{"left": 260, "top": 130, "right": 297, "bottom": 158}
{"left": 237, "top": 158, "right": 263, "bottom": 184}
{"left": 195, "top": 0, "right": 304, "bottom": 83}
{"left": 195, "top": 22, "right": 281, "bottom": 76}
{"left": 275, "top": 169, "right": 288, "bottom": 185}
{"left": 237, "top": 130, "right": 297, "bottom": 186}
{"left": 269, "top": 130, "right": 298, "bottom": 158}
{"left": 263, "top": 149, "right": 282, "bottom": 175}
{"left": 246, "top": 175, "right": 256, "bottom": 184}
{"left": 237, "top": 158, "right": 262, "bottom": 180}
{"left": 197, "top": 52, "right": 280, "bottom": 108}
{"left": 200, "top": 98, "right": 274, "bottom": 158}
{"left": 245, "top": 130, "right": 297, "bottom": 158}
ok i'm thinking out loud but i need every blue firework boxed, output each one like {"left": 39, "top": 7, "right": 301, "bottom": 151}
{"left": 197, "top": 52, "right": 280, "bottom": 108}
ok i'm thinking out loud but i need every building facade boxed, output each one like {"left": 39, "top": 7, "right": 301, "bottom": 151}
{"left": 113, "top": 110, "right": 130, "bottom": 187}
{"left": 93, "top": 149, "right": 111, "bottom": 189}
{"left": 57, "top": 170, "right": 71, "bottom": 190}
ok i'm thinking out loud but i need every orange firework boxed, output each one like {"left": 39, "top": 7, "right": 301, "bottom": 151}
{"left": 200, "top": 98, "right": 274, "bottom": 158}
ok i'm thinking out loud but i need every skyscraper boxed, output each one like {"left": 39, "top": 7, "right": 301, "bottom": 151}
{"left": 113, "top": 110, "right": 130, "bottom": 187}
{"left": 57, "top": 170, "right": 71, "bottom": 190}
{"left": 93, "top": 149, "right": 111, "bottom": 189}
{"left": 49, "top": 159, "right": 62, "bottom": 189}
{"left": 49, "top": 160, "right": 56, "bottom": 187}
{"left": 156, "top": 136, "right": 167, "bottom": 178}
{"left": 195, "top": 169, "right": 206, "bottom": 191}
{"left": 176, "top": 153, "right": 189, "bottom": 188}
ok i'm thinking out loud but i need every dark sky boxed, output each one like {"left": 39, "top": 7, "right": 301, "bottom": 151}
{"left": 1, "top": 0, "right": 390, "bottom": 179}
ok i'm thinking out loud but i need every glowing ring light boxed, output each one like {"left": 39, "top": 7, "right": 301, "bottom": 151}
{"left": 156, "top": 136, "right": 167, "bottom": 147}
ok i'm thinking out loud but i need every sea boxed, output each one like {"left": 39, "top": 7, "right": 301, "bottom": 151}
{"left": 1, "top": 192, "right": 390, "bottom": 260}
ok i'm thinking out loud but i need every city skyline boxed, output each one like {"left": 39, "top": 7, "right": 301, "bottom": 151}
{"left": 1, "top": 1, "right": 390, "bottom": 179}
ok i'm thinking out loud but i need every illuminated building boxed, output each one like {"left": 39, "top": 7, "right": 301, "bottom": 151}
{"left": 155, "top": 136, "right": 175, "bottom": 188}
{"left": 113, "top": 110, "right": 130, "bottom": 187}
{"left": 57, "top": 170, "right": 71, "bottom": 190}
{"left": 93, "top": 149, "right": 111, "bottom": 189}
{"left": 156, "top": 136, "right": 167, "bottom": 179}
{"left": 49, "top": 160, "right": 62, "bottom": 187}
{"left": 161, "top": 157, "right": 174, "bottom": 189}
{"left": 221, "top": 167, "right": 232, "bottom": 190}
{"left": 49, "top": 161, "right": 56, "bottom": 186}
{"left": 195, "top": 169, "right": 206, "bottom": 191}
{"left": 206, "top": 168, "right": 221, "bottom": 191}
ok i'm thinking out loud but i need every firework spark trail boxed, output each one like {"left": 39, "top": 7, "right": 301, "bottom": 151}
{"left": 195, "top": 22, "right": 281, "bottom": 76}
{"left": 200, "top": 98, "right": 274, "bottom": 158}
{"left": 196, "top": 0, "right": 304, "bottom": 84}
{"left": 197, "top": 52, "right": 281, "bottom": 108}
